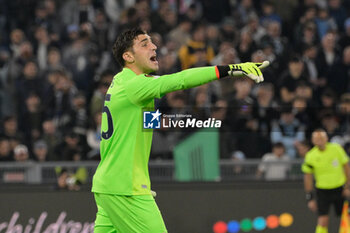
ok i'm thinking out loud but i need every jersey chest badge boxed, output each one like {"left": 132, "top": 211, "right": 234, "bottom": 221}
{"left": 332, "top": 159, "right": 339, "bottom": 167}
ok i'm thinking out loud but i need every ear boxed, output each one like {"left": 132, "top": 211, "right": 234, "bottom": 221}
{"left": 123, "top": 51, "right": 134, "bottom": 64}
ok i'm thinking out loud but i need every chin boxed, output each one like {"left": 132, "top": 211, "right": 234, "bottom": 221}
{"left": 146, "top": 66, "right": 159, "bottom": 73}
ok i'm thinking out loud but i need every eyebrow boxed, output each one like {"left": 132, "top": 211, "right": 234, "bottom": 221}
{"left": 139, "top": 37, "right": 150, "bottom": 44}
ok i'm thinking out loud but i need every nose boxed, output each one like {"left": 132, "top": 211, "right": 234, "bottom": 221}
{"left": 151, "top": 42, "right": 157, "bottom": 50}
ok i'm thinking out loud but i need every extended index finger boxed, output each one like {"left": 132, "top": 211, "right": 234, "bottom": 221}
{"left": 257, "top": 60, "right": 270, "bottom": 69}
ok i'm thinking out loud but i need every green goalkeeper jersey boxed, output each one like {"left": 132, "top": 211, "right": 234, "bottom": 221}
{"left": 92, "top": 67, "right": 218, "bottom": 195}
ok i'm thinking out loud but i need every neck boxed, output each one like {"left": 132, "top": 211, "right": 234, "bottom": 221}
{"left": 318, "top": 144, "right": 326, "bottom": 150}
{"left": 125, "top": 64, "right": 144, "bottom": 75}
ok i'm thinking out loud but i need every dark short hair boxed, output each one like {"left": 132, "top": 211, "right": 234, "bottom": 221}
{"left": 112, "top": 28, "right": 146, "bottom": 67}
{"left": 273, "top": 142, "right": 285, "bottom": 149}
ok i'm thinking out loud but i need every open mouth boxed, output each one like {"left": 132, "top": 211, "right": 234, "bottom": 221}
{"left": 150, "top": 55, "right": 157, "bottom": 62}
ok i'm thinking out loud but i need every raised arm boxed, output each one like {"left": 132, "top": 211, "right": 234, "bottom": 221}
{"left": 125, "top": 62, "right": 269, "bottom": 105}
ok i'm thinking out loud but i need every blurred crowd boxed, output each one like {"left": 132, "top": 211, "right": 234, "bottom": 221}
{"left": 1, "top": 0, "right": 350, "bottom": 163}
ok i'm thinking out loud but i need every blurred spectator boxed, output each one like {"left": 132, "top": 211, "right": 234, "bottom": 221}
{"left": 62, "top": 29, "right": 98, "bottom": 93}
{"left": 44, "top": 69, "right": 77, "bottom": 133}
{"left": 42, "top": 119, "right": 59, "bottom": 161}
{"left": 234, "top": 116, "right": 271, "bottom": 158}
{"left": 328, "top": 0, "right": 347, "bottom": 32}
{"left": 19, "top": 93, "right": 43, "bottom": 146}
{"left": 271, "top": 106, "right": 306, "bottom": 158}
{"left": 13, "top": 144, "right": 30, "bottom": 162}
{"left": 241, "top": 13, "right": 266, "bottom": 44}
{"left": 256, "top": 142, "right": 291, "bottom": 180}
{"left": 89, "top": 70, "right": 113, "bottom": 118}
{"left": 259, "top": 1, "right": 281, "bottom": 27}
{"left": 54, "top": 131, "right": 83, "bottom": 161}
{"left": 87, "top": 111, "right": 101, "bottom": 160}
{"left": 34, "top": 26, "right": 51, "bottom": 71}
{"left": 60, "top": 0, "right": 96, "bottom": 27}
{"left": 16, "top": 61, "right": 44, "bottom": 114}
{"left": 55, "top": 167, "right": 81, "bottom": 191}
{"left": 1, "top": 116, "right": 24, "bottom": 151}
{"left": 337, "top": 93, "right": 350, "bottom": 134}
{"left": 9, "top": 29, "right": 25, "bottom": 58}
{"left": 295, "top": 81, "right": 314, "bottom": 103}
{"left": 211, "top": 99, "right": 232, "bottom": 158}
{"left": 253, "top": 83, "right": 277, "bottom": 138}
{"left": 319, "top": 110, "right": 342, "bottom": 140}
{"left": 44, "top": 47, "right": 64, "bottom": 75}
{"left": 33, "top": 140, "right": 48, "bottom": 162}
{"left": 315, "top": 6, "right": 337, "bottom": 39}
{"left": 236, "top": 29, "right": 258, "bottom": 62}
{"left": 339, "top": 18, "right": 350, "bottom": 50}
{"left": 206, "top": 25, "right": 221, "bottom": 54}
{"left": 302, "top": 44, "right": 320, "bottom": 87}
{"left": 235, "top": 0, "right": 257, "bottom": 27}
{"left": 178, "top": 24, "right": 215, "bottom": 70}
{"left": 295, "top": 139, "right": 312, "bottom": 158}
{"left": 211, "top": 42, "right": 239, "bottom": 66}
{"left": 220, "top": 18, "right": 237, "bottom": 42}
{"left": 292, "top": 96, "right": 315, "bottom": 133}
{"left": 327, "top": 46, "right": 350, "bottom": 95}
{"left": 69, "top": 92, "right": 89, "bottom": 139}
{"left": 294, "top": 5, "right": 318, "bottom": 46}
{"left": 168, "top": 16, "right": 192, "bottom": 51}
{"left": 0, "top": 137, "right": 13, "bottom": 161}
{"left": 8, "top": 40, "right": 35, "bottom": 82}
{"left": 104, "top": 0, "right": 135, "bottom": 25}
{"left": 316, "top": 32, "right": 340, "bottom": 86}
{"left": 319, "top": 88, "right": 337, "bottom": 111}
{"left": 227, "top": 78, "right": 254, "bottom": 130}
{"left": 278, "top": 56, "right": 308, "bottom": 105}
{"left": 260, "top": 20, "right": 289, "bottom": 62}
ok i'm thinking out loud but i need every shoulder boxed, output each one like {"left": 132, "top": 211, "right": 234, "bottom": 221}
{"left": 305, "top": 147, "right": 317, "bottom": 158}
{"left": 327, "top": 143, "right": 343, "bottom": 151}
{"left": 262, "top": 153, "right": 274, "bottom": 160}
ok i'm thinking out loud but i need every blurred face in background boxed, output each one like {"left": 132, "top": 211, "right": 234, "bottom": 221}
{"left": 43, "top": 120, "right": 56, "bottom": 135}
{"left": 289, "top": 60, "right": 304, "bottom": 78}
{"left": 343, "top": 46, "right": 350, "bottom": 64}
{"left": 273, "top": 146, "right": 285, "bottom": 157}
{"left": 23, "top": 62, "right": 38, "bottom": 79}
{"left": 48, "top": 48, "right": 61, "bottom": 66}
{"left": 0, "top": 139, "right": 10, "bottom": 157}
{"left": 267, "top": 21, "right": 281, "bottom": 38}
{"left": 192, "top": 27, "right": 206, "bottom": 42}
{"left": 322, "top": 33, "right": 336, "bottom": 50}
{"left": 10, "top": 29, "right": 24, "bottom": 45}
{"left": 312, "top": 131, "right": 328, "bottom": 150}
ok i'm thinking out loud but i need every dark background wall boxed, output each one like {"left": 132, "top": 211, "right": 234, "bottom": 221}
{"left": 0, "top": 182, "right": 341, "bottom": 233}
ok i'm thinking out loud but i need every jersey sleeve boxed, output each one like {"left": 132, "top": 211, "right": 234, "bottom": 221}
{"left": 336, "top": 144, "right": 349, "bottom": 165}
{"left": 124, "top": 67, "right": 218, "bottom": 106}
{"left": 301, "top": 154, "right": 314, "bottom": 174}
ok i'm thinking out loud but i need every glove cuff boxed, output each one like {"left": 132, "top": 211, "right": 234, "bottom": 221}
{"left": 215, "top": 66, "right": 231, "bottom": 79}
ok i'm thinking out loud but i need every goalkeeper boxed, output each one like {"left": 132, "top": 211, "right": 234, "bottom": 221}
{"left": 91, "top": 27, "right": 269, "bottom": 233}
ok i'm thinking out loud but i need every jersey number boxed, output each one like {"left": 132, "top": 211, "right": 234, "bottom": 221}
{"left": 102, "top": 94, "right": 113, "bottom": 140}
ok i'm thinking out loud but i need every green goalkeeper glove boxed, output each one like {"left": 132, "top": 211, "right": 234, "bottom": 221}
{"left": 228, "top": 61, "right": 270, "bottom": 83}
